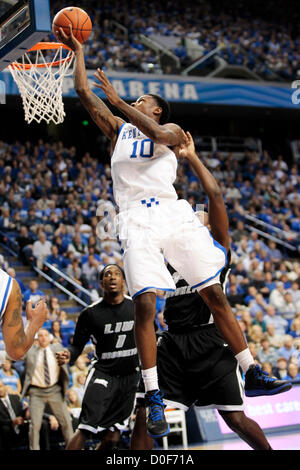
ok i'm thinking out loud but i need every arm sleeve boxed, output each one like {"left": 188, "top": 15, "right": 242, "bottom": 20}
{"left": 67, "top": 308, "right": 92, "bottom": 365}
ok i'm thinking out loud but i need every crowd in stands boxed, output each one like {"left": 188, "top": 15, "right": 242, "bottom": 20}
{"left": 0, "top": 131, "right": 299, "bottom": 447}
{"left": 47, "top": 0, "right": 300, "bottom": 80}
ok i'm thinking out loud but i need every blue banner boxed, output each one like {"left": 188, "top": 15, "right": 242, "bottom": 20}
{"left": 0, "top": 69, "right": 297, "bottom": 109}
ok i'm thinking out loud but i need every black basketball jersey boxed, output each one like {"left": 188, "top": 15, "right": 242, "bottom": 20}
{"left": 68, "top": 297, "right": 139, "bottom": 376}
{"left": 164, "top": 251, "right": 231, "bottom": 333}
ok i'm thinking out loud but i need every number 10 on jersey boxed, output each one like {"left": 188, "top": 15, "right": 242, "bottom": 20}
{"left": 130, "top": 139, "right": 154, "bottom": 159}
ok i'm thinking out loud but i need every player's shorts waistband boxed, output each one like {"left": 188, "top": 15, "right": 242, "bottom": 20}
{"left": 119, "top": 197, "right": 177, "bottom": 211}
{"left": 167, "top": 323, "right": 216, "bottom": 335}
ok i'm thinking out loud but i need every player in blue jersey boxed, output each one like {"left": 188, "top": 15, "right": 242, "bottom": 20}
{"left": 56, "top": 26, "right": 292, "bottom": 439}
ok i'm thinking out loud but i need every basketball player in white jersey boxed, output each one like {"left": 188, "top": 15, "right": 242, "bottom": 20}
{"left": 56, "top": 26, "right": 288, "bottom": 438}
{"left": 0, "top": 268, "right": 48, "bottom": 360}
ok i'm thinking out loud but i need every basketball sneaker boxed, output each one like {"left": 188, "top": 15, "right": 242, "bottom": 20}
{"left": 145, "top": 389, "right": 170, "bottom": 438}
{"left": 245, "top": 364, "right": 292, "bottom": 397}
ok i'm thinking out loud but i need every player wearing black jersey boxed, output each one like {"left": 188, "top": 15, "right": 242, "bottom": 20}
{"left": 131, "top": 133, "right": 291, "bottom": 450}
{"left": 56, "top": 264, "right": 139, "bottom": 450}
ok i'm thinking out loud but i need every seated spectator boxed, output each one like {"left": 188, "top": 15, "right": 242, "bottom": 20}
{"left": 16, "top": 225, "right": 35, "bottom": 265}
{"left": 45, "top": 245, "right": 66, "bottom": 271}
{"left": 81, "top": 254, "right": 100, "bottom": 290}
{"left": 265, "top": 323, "right": 284, "bottom": 349}
{"left": 72, "top": 373, "right": 86, "bottom": 404}
{"left": 0, "top": 380, "right": 29, "bottom": 450}
{"left": 32, "top": 231, "right": 52, "bottom": 269}
{"left": 48, "top": 296, "right": 62, "bottom": 321}
{"left": 289, "top": 314, "right": 300, "bottom": 339}
{"left": 67, "top": 233, "right": 87, "bottom": 257}
{"left": 70, "top": 355, "right": 89, "bottom": 386}
{"left": 66, "top": 388, "right": 82, "bottom": 431}
{"left": 273, "top": 357, "right": 289, "bottom": 380}
{"left": 257, "top": 338, "right": 279, "bottom": 368}
{"left": 248, "top": 324, "right": 264, "bottom": 346}
{"left": 6, "top": 267, "right": 26, "bottom": 294}
{"left": 0, "top": 359, "right": 21, "bottom": 395}
{"left": 277, "top": 335, "right": 299, "bottom": 363}
{"left": 23, "top": 280, "right": 45, "bottom": 306}
{"left": 249, "top": 293, "right": 268, "bottom": 317}
{"left": 252, "top": 310, "right": 267, "bottom": 333}
{"left": 50, "top": 321, "right": 69, "bottom": 348}
{"left": 288, "top": 281, "right": 300, "bottom": 311}
{"left": 278, "top": 292, "right": 297, "bottom": 320}
{"left": 267, "top": 241, "right": 283, "bottom": 264}
{"left": 263, "top": 305, "right": 289, "bottom": 337}
{"left": 261, "top": 361, "right": 273, "bottom": 376}
{"left": 282, "top": 362, "right": 300, "bottom": 382}
{"left": 66, "top": 257, "right": 83, "bottom": 294}
{"left": 270, "top": 282, "right": 287, "bottom": 311}
{"left": 57, "top": 310, "right": 76, "bottom": 332}
{"left": 226, "top": 283, "right": 245, "bottom": 307}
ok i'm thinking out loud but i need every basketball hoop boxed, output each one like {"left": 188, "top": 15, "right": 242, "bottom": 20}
{"left": 8, "top": 42, "right": 75, "bottom": 125}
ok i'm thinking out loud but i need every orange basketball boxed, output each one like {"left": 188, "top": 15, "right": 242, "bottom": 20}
{"left": 52, "top": 7, "right": 92, "bottom": 44}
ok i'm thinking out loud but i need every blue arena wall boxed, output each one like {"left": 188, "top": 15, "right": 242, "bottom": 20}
{"left": 0, "top": 69, "right": 298, "bottom": 109}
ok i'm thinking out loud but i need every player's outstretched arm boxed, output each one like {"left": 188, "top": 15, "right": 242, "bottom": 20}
{"left": 55, "top": 26, "right": 124, "bottom": 142}
{"left": 179, "top": 131, "right": 229, "bottom": 250}
{"left": 93, "top": 68, "right": 187, "bottom": 146}
{"left": 2, "top": 280, "right": 48, "bottom": 360}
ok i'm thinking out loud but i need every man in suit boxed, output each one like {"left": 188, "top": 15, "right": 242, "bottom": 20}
{"left": 21, "top": 328, "right": 74, "bottom": 450}
{"left": 0, "top": 379, "right": 28, "bottom": 449}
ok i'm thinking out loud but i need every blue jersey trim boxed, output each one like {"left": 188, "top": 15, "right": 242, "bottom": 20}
{"left": 191, "top": 265, "right": 225, "bottom": 290}
{"left": 132, "top": 286, "right": 175, "bottom": 299}
{"left": 117, "top": 122, "right": 126, "bottom": 137}
{"left": 191, "top": 229, "right": 227, "bottom": 290}
{"left": 0, "top": 276, "right": 12, "bottom": 318}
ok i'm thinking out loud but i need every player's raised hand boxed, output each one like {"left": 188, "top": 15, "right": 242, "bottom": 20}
{"left": 26, "top": 299, "right": 48, "bottom": 329}
{"left": 93, "top": 68, "right": 121, "bottom": 106}
{"left": 178, "top": 131, "right": 197, "bottom": 160}
{"left": 55, "top": 25, "right": 82, "bottom": 52}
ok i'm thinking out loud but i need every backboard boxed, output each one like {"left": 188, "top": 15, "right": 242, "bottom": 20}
{"left": 0, "top": 0, "right": 51, "bottom": 71}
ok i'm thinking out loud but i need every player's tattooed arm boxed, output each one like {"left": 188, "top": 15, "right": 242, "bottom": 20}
{"left": 2, "top": 280, "right": 48, "bottom": 360}
{"left": 55, "top": 26, "right": 124, "bottom": 142}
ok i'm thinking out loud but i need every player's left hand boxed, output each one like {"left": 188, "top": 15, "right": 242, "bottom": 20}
{"left": 93, "top": 69, "right": 121, "bottom": 106}
{"left": 178, "top": 131, "right": 196, "bottom": 159}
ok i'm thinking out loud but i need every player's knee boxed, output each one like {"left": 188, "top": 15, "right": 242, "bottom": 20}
{"left": 218, "top": 410, "right": 245, "bottom": 432}
{"left": 199, "top": 284, "right": 227, "bottom": 309}
{"left": 134, "top": 292, "right": 156, "bottom": 320}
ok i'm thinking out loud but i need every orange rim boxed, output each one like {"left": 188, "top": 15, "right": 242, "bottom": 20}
{"left": 9, "top": 42, "right": 74, "bottom": 70}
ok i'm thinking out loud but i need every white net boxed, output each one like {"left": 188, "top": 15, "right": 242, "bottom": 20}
{"left": 8, "top": 44, "right": 75, "bottom": 125}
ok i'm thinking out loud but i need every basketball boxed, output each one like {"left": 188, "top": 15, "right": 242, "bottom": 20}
{"left": 52, "top": 7, "right": 92, "bottom": 44}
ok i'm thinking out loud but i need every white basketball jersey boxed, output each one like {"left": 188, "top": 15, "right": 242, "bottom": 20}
{"left": 111, "top": 123, "right": 178, "bottom": 211}
{"left": 0, "top": 268, "right": 12, "bottom": 323}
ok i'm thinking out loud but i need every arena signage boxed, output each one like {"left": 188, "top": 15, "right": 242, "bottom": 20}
{"left": 0, "top": 69, "right": 296, "bottom": 109}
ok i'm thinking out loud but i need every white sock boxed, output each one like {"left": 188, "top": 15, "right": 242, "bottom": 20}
{"left": 142, "top": 366, "right": 159, "bottom": 392}
{"left": 235, "top": 348, "right": 255, "bottom": 374}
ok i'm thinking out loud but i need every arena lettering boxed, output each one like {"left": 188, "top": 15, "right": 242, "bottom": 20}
{"left": 101, "top": 347, "right": 137, "bottom": 359}
{"left": 104, "top": 321, "right": 134, "bottom": 334}
{"left": 164, "top": 82, "right": 180, "bottom": 100}
{"left": 111, "top": 79, "right": 127, "bottom": 97}
{"left": 246, "top": 403, "right": 274, "bottom": 417}
{"left": 291, "top": 80, "right": 300, "bottom": 105}
{"left": 275, "top": 400, "right": 300, "bottom": 413}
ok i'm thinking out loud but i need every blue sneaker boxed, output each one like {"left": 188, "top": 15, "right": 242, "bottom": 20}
{"left": 145, "top": 390, "right": 170, "bottom": 438}
{"left": 245, "top": 364, "right": 292, "bottom": 397}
